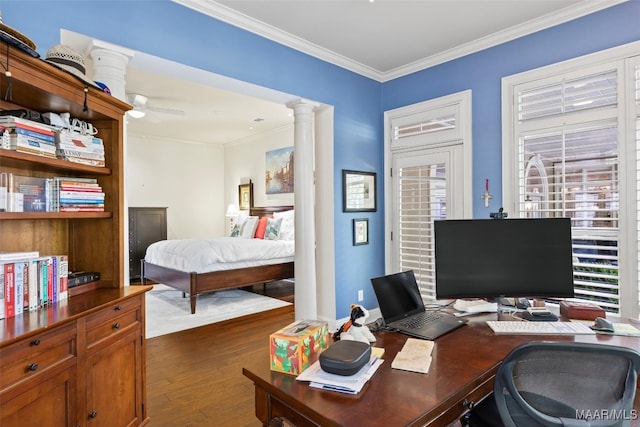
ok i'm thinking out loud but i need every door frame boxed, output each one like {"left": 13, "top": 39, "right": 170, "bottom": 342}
{"left": 383, "top": 90, "right": 473, "bottom": 274}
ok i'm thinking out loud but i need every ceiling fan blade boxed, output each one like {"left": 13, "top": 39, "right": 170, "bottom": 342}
{"left": 148, "top": 106, "right": 185, "bottom": 116}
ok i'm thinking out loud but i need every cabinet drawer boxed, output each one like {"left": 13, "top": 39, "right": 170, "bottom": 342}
{"left": 0, "top": 322, "right": 76, "bottom": 392}
{"left": 86, "top": 297, "right": 141, "bottom": 346}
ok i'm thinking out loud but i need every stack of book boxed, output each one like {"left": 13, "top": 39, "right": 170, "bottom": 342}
{"left": 52, "top": 177, "right": 105, "bottom": 212}
{"left": 0, "top": 251, "right": 69, "bottom": 320}
{"left": 0, "top": 116, "right": 57, "bottom": 158}
{"left": 56, "top": 130, "right": 106, "bottom": 167}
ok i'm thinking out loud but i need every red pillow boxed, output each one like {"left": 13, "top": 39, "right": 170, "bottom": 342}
{"left": 254, "top": 217, "right": 268, "bottom": 239}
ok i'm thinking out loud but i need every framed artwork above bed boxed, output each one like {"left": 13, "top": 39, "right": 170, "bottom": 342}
{"left": 239, "top": 181, "right": 253, "bottom": 211}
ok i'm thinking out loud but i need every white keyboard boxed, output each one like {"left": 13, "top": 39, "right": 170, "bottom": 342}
{"left": 486, "top": 320, "right": 595, "bottom": 335}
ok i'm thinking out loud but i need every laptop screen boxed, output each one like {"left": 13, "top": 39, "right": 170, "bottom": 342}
{"left": 371, "top": 270, "right": 425, "bottom": 324}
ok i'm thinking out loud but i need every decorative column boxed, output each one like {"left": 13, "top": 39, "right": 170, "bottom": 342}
{"left": 87, "top": 40, "right": 134, "bottom": 284}
{"left": 88, "top": 41, "right": 134, "bottom": 102}
{"left": 288, "top": 101, "right": 317, "bottom": 320}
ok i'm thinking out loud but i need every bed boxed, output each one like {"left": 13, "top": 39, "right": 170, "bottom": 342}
{"left": 141, "top": 205, "right": 294, "bottom": 314}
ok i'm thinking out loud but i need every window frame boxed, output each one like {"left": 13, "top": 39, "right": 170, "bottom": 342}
{"left": 502, "top": 41, "right": 640, "bottom": 318}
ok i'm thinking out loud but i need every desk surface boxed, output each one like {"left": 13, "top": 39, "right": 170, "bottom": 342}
{"left": 243, "top": 314, "right": 640, "bottom": 427}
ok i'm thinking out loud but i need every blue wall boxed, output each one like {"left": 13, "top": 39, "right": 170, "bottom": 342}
{"left": 384, "top": 1, "right": 640, "bottom": 217}
{"left": 3, "top": 0, "right": 639, "bottom": 319}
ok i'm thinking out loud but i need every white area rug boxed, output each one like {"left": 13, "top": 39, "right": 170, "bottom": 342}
{"left": 145, "top": 284, "right": 291, "bottom": 338}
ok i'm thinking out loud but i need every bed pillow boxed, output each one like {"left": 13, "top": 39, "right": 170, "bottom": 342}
{"left": 230, "top": 222, "right": 241, "bottom": 237}
{"left": 254, "top": 216, "right": 268, "bottom": 239}
{"left": 240, "top": 216, "right": 259, "bottom": 238}
{"left": 273, "top": 209, "right": 294, "bottom": 241}
{"left": 230, "top": 215, "right": 249, "bottom": 237}
{"left": 264, "top": 216, "right": 283, "bottom": 240}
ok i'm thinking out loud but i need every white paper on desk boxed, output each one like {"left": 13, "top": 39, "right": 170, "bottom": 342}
{"left": 296, "top": 357, "right": 383, "bottom": 394}
{"left": 391, "top": 338, "right": 434, "bottom": 374}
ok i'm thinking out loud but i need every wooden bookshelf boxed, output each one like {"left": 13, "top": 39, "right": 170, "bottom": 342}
{"left": 0, "top": 42, "right": 149, "bottom": 426}
{"left": 0, "top": 42, "right": 130, "bottom": 289}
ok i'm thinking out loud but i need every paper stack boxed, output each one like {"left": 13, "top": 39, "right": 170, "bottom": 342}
{"left": 296, "top": 356, "right": 383, "bottom": 394}
{"left": 391, "top": 338, "right": 434, "bottom": 374}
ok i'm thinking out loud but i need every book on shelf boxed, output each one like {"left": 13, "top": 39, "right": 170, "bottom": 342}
{"left": 59, "top": 197, "right": 104, "bottom": 206}
{"left": 46, "top": 257, "right": 53, "bottom": 306}
{"left": 9, "top": 140, "right": 57, "bottom": 158}
{"left": 0, "top": 116, "right": 56, "bottom": 135}
{"left": 28, "top": 258, "right": 39, "bottom": 311}
{"left": 4, "top": 263, "right": 14, "bottom": 319}
{"left": 57, "top": 137, "right": 104, "bottom": 152}
{"left": 11, "top": 126, "right": 56, "bottom": 142}
{"left": 59, "top": 187, "right": 102, "bottom": 194}
{"left": 57, "top": 255, "right": 69, "bottom": 301}
{"left": 0, "top": 265, "right": 4, "bottom": 319}
{"left": 59, "top": 206, "right": 105, "bottom": 212}
{"left": 39, "top": 257, "right": 50, "bottom": 306}
{"left": 14, "top": 262, "right": 24, "bottom": 316}
{"left": 59, "top": 191, "right": 105, "bottom": 199}
{"left": 57, "top": 149, "right": 105, "bottom": 161}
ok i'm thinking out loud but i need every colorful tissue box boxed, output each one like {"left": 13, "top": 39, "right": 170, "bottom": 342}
{"left": 270, "top": 319, "right": 329, "bottom": 375}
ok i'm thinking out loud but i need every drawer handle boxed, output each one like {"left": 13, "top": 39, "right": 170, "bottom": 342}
{"left": 30, "top": 339, "right": 41, "bottom": 346}
{"left": 114, "top": 305, "right": 122, "bottom": 311}
{"left": 89, "top": 411, "right": 98, "bottom": 419}
{"left": 27, "top": 363, "right": 39, "bottom": 372}
{"left": 113, "top": 322, "right": 120, "bottom": 329}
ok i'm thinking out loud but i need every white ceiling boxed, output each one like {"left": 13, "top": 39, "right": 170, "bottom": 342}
{"left": 119, "top": 0, "right": 623, "bottom": 145}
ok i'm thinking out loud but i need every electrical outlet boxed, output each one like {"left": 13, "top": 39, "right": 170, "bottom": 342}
{"left": 358, "top": 290, "right": 364, "bottom": 302}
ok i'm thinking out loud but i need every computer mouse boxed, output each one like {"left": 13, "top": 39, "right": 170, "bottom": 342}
{"left": 591, "top": 317, "right": 614, "bottom": 333}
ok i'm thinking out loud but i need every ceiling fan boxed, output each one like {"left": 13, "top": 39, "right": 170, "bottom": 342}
{"left": 126, "top": 93, "right": 185, "bottom": 119}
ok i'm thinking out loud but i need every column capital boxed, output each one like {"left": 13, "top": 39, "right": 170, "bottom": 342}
{"left": 286, "top": 98, "right": 321, "bottom": 112}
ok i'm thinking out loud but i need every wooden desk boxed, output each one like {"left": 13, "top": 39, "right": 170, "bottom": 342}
{"left": 243, "top": 315, "right": 640, "bottom": 427}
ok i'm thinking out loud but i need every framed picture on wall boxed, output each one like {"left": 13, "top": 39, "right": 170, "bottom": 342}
{"left": 353, "top": 218, "right": 369, "bottom": 245}
{"left": 265, "top": 146, "right": 294, "bottom": 194}
{"left": 343, "top": 170, "right": 376, "bottom": 212}
{"left": 238, "top": 181, "right": 253, "bottom": 211}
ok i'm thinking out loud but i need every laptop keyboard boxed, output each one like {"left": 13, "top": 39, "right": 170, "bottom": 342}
{"left": 398, "top": 311, "right": 445, "bottom": 329}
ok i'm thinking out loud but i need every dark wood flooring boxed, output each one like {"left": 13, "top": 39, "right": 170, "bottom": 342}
{"left": 145, "top": 283, "right": 295, "bottom": 427}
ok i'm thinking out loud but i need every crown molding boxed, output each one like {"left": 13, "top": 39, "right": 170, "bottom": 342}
{"left": 174, "top": 0, "right": 383, "bottom": 80}
{"left": 173, "top": 0, "right": 628, "bottom": 83}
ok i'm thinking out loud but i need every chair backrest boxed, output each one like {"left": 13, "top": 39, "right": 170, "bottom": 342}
{"left": 494, "top": 341, "right": 640, "bottom": 427}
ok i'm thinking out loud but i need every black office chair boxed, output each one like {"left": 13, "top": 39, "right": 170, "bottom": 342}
{"left": 467, "top": 341, "right": 640, "bottom": 427}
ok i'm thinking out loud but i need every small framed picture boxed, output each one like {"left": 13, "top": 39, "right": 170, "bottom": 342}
{"left": 343, "top": 170, "right": 376, "bottom": 212}
{"left": 238, "top": 181, "right": 253, "bottom": 211}
{"left": 353, "top": 218, "right": 369, "bottom": 246}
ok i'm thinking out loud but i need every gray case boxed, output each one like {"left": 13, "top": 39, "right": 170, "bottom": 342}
{"left": 319, "top": 340, "right": 371, "bottom": 376}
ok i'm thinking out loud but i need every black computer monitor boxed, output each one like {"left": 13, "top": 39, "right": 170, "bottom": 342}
{"left": 434, "top": 218, "right": 575, "bottom": 300}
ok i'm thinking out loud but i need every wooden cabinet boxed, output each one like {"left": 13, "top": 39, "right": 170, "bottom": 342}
{"left": 129, "top": 207, "right": 167, "bottom": 280}
{"left": 0, "top": 322, "right": 78, "bottom": 427}
{"left": 84, "top": 296, "right": 145, "bottom": 426}
{"left": 0, "top": 42, "right": 148, "bottom": 426}
{"left": 0, "top": 287, "right": 150, "bottom": 427}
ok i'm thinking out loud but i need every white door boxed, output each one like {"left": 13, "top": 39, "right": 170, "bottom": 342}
{"left": 391, "top": 145, "right": 465, "bottom": 300}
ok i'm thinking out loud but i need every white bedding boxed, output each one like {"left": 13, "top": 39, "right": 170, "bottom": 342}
{"left": 144, "top": 236, "right": 295, "bottom": 274}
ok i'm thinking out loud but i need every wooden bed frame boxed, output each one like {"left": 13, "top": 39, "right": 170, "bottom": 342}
{"left": 140, "top": 205, "right": 294, "bottom": 314}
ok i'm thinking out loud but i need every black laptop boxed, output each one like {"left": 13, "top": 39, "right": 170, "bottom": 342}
{"left": 371, "top": 270, "right": 467, "bottom": 340}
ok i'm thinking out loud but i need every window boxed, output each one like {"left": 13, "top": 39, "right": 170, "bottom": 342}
{"left": 503, "top": 43, "right": 640, "bottom": 317}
